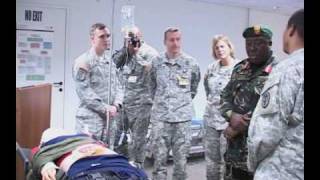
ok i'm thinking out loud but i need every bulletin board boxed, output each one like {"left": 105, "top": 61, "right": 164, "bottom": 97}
{"left": 16, "top": 28, "right": 54, "bottom": 83}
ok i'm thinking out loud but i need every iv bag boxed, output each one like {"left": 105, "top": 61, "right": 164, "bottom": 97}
{"left": 121, "top": 5, "right": 135, "bottom": 34}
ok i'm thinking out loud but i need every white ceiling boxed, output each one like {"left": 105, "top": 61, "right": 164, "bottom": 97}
{"left": 189, "top": 0, "right": 304, "bottom": 15}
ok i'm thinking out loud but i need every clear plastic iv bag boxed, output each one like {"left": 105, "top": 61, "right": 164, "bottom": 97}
{"left": 121, "top": 5, "right": 135, "bottom": 33}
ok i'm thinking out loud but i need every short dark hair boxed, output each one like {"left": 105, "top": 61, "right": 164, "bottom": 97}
{"left": 288, "top": 9, "right": 304, "bottom": 40}
{"left": 164, "top": 27, "right": 180, "bottom": 41}
{"left": 90, "top": 23, "right": 106, "bottom": 37}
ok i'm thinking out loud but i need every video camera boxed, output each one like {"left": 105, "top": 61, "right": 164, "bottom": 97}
{"left": 128, "top": 32, "right": 141, "bottom": 48}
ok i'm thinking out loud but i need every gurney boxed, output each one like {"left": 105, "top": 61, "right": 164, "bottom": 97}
{"left": 16, "top": 141, "right": 32, "bottom": 179}
{"left": 16, "top": 128, "right": 148, "bottom": 180}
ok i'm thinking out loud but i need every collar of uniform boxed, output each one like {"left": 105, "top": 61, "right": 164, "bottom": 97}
{"left": 88, "top": 47, "right": 110, "bottom": 64}
{"left": 254, "top": 55, "right": 275, "bottom": 75}
{"left": 161, "top": 52, "right": 184, "bottom": 67}
{"left": 290, "top": 48, "right": 304, "bottom": 57}
{"left": 217, "top": 58, "right": 238, "bottom": 69}
{"left": 100, "top": 53, "right": 110, "bottom": 64}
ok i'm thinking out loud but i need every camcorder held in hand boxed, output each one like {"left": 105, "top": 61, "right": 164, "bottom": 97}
{"left": 128, "top": 32, "right": 141, "bottom": 48}
{"left": 114, "top": 32, "right": 141, "bottom": 69}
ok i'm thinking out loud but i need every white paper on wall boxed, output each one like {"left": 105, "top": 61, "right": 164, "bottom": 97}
{"left": 121, "top": 5, "right": 135, "bottom": 33}
{"left": 16, "top": 27, "right": 54, "bottom": 83}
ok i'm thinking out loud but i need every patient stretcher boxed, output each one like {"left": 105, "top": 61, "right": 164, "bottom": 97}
{"left": 16, "top": 128, "right": 148, "bottom": 180}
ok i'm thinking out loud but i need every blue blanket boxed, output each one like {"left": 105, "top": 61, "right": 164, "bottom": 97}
{"left": 68, "top": 154, "right": 148, "bottom": 179}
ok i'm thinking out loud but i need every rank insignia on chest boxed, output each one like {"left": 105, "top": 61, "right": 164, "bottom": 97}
{"left": 128, "top": 76, "right": 137, "bottom": 83}
{"left": 177, "top": 75, "right": 189, "bottom": 86}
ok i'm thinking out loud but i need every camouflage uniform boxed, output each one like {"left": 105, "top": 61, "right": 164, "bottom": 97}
{"left": 220, "top": 55, "right": 275, "bottom": 180}
{"left": 73, "top": 48, "right": 123, "bottom": 148}
{"left": 203, "top": 60, "right": 237, "bottom": 180}
{"left": 112, "top": 42, "right": 159, "bottom": 167}
{"left": 247, "top": 48, "right": 304, "bottom": 180}
{"left": 150, "top": 52, "right": 201, "bottom": 180}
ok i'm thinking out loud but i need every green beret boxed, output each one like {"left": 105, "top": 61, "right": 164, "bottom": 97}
{"left": 243, "top": 25, "right": 273, "bottom": 39}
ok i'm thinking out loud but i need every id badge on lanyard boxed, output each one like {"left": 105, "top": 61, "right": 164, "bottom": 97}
{"left": 128, "top": 76, "right": 137, "bottom": 83}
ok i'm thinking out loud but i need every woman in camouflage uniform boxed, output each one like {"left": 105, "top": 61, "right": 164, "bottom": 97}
{"left": 203, "top": 35, "right": 238, "bottom": 180}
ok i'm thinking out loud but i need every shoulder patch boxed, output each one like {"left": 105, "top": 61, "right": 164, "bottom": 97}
{"left": 75, "top": 68, "right": 88, "bottom": 81}
{"left": 261, "top": 91, "right": 270, "bottom": 108}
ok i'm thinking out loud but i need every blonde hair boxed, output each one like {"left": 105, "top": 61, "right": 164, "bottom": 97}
{"left": 212, "top": 35, "right": 235, "bottom": 59}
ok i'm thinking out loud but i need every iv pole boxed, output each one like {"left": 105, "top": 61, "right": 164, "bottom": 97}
{"left": 104, "top": 0, "right": 116, "bottom": 148}
{"left": 104, "top": 0, "right": 134, "bottom": 148}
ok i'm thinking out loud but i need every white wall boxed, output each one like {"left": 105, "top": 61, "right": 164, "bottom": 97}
{"left": 249, "top": 9, "right": 290, "bottom": 60}
{"left": 17, "top": 0, "right": 114, "bottom": 131}
{"left": 112, "top": 0, "right": 249, "bottom": 119}
{"left": 17, "top": 0, "right": 290, "bottom": 131}
{"left": 62, "top": 0, "right": 114, "bottom": 131}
